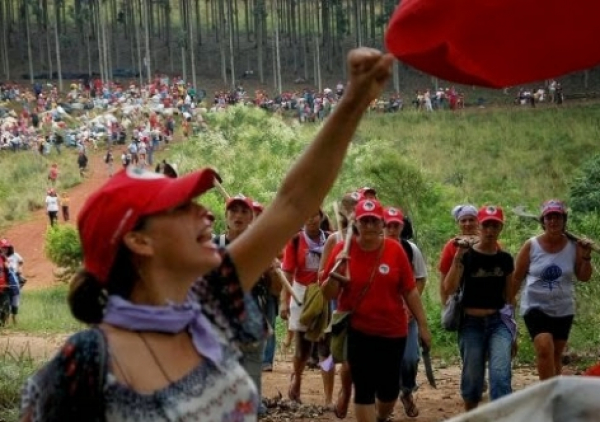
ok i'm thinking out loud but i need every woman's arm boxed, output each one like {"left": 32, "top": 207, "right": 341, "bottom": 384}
{"left": 512, "top": 240, "right": 531, "bottom": 296}
{"left": 575, "top": 240, "right": 593, "bottom": 282}
{"left": 318, "top": 233, "right": 339, "bottom": 280}
{"left": 442, "top": 248, "right": 467, "bottom": 297}
{"left": 505, "top": 273, "right": 516, "bottom": 306}
{"left": 404, "top": 287, "right": 431, "bottom": 349}
{"left": 228, "top": 48, "right": 394, "bottom": 291}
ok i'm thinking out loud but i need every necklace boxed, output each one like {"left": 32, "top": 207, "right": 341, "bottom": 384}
{"left": 137, "top": 332, "right": 173, "bottom": 384}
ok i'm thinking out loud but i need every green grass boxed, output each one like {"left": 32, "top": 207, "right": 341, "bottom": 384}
{"left": 0, "top": 351, "right": 37, "bottom": 422}
{"left": 0, "top": 148, "right": 82, "bottom": 231}
{"left": 4, "top": 285, "right": 82, "bottom": 334}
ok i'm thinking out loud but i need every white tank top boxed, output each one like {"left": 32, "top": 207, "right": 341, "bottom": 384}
{"left": 520, "top": 237, "right": 576, "bottom": 317}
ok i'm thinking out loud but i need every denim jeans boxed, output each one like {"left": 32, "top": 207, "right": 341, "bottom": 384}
{"left": 241, "top": 339, "right": 266, "bottom": 399}
{"left": 262, "top": 295, "right": 278, "bottom": 366}
{"left": 459, "top": 313, "right": 512, "bottom": 403}
{"left": 400, "top": 318, "right": 420, "bottom": 395}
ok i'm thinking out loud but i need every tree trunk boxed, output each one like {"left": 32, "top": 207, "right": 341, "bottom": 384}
{"left": 54, "top": 0, "right": 63, "bottom": 91}
{"left": 228, "top": 0, "right": 236, "bottom": 88}
{"left": 143, "top": 0, "right": 151, "bottom": 82}
{"left": 45, "top": 4, "right": 53, "bottom": 78}
{"left": 189, "top": 0, "right": 197, "bottom": 88}
{"left": 256, "top": 0, "right": 264, "bottom": 83}
{"left": 25, "top": 1, "right": 35, "bottom": 84}
{"left": 0, "top": 2, "right": 8, "bottom": 79}
{"left": 392, "top": 60, "right": 399, "bottom": 93}
{"left": 135, "top": 0, "right": 143, "bottom": 85}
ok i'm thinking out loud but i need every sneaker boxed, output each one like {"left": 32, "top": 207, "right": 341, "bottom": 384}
{"left": 262, "top": 363, "right": 273, "bottom": 372}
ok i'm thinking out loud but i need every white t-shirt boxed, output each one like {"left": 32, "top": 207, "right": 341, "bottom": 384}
{"left": 407, "top": 241, "right": 428, "bottom": 280}
{"left": 45, "top": 196, "right": 59, "bottom": 212}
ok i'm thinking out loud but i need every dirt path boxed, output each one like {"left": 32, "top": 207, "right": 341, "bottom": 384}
{"left": 3, "top": 150, "right": 117, "bottom": 289}
{"left": 1, "top": 331, "right": 545, "bottom": 421}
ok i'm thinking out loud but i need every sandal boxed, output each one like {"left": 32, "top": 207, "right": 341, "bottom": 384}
{"left": 400, "top": 393, "right": 419, "bottom": 418}
{"left": 334, "top": 389, "right": 350, "bottom": 419}
{"left": 288, "top": 373, "right": 302, "bottom": 403}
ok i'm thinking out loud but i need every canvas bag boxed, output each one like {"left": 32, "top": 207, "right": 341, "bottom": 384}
{"left": 330, "top": 244, "right": 383, "bottom": 363}
{"left": 441, "top": 251, "right": 470, "bottom": 331}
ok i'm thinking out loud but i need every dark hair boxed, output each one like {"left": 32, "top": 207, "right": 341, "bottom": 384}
{"left": 320, "top": 213, "right": 333, "bottom": 232}
{"left": 401, "top": 216, "right": 414, "bottom": 240}
{"left": 539, "top": 213, "right": 567, "bottom": 231}
{"left": 68, "top": 214, "right": 148, "bottom": 325}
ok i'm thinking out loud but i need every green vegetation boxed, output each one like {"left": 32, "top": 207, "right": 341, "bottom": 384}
{"left": 0, "top": 148, "right": 82, "bottom": 231}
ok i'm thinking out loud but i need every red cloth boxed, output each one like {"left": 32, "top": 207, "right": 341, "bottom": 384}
{"left": 385, "top": 0, "right": 600, "bottom": 88}
{"left": 281, "top": 234, "right": 319, "bottom": 286}
{"left": 322, "top": 238, "right": 415, "bottom": 338}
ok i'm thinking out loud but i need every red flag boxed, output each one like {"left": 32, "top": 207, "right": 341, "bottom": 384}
{"left": 385, "top": 0, "right": 600, "bottom": 88}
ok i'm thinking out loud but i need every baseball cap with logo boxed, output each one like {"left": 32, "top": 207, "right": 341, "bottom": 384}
{"left": 541, "top": 199, "right": 567, "bottom": 217}
{"left": 383, "top": 207, "right": 405, "bottom": 225}
{"left": 477, "top": 205, "right": 504, "bottom": 224}
{"left": 355, "top": 199, "right": 384, "bottom": 221}
{"left": 78, "top": 167, "right": 220, "bottom": 284}
{"left": 225, "top": 194, "right": 254, "bottom": 211}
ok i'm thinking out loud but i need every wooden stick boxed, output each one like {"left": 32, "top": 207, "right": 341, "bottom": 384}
{"left": 213, "top": 179, "right": 230, "bottom": 200}
{"left": 275, "top": 268, "right": 302, "bottom": 306}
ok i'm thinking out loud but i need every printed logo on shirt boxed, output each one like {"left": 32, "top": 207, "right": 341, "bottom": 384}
{"left": 379, "top": 263, "right": 390, "bottom": 275}
{"left": 540, "top": 264, "right": 562, "bottom": 291}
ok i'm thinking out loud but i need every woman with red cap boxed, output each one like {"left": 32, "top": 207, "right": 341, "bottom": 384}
{"left": 443, "top": 205, "right": 515, "bottom": 411}
{"left": 512, "top": 200, "right": 593, "bottom": 381}
{"left": 322, "top": 199, "right": 431, "bottom": 422}
{"left": 20, "top": 47, "right": 395, "bottom": 422}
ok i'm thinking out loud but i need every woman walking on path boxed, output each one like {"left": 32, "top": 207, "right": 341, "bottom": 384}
{"left": 322, "top": 199, "right": 431, "bottom": 422}
{"left": 20, "top": 48, "right": 395, "bottom": 422}
{"left": 442, "top": 205, "right": 515, "bottom": 411}
{"left": 512, "top": 200, "right": 593, "bottom": 381}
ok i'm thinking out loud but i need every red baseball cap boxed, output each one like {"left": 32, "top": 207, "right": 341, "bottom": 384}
{"left": 383, "top": 207, "right": 405, "bottom": 225}
{"left": 477, "top": 205, "right": 504, "bottom": 224}
{"left": 78, "top": 167, "right": 220, "bottom": 284}
{"left": 541, "top": 199, "right": 567, "bottom": 217}
{"left": 357, "top": 187, "right": 377, "bottom": 198}
{"left": 252, "top": 201, "right": 264, "bottom": 214}
{"left": 355, "top": 199, "right": 384, "bottom": 221}
{"left": 225, "top": 194, "right": 254, "bottom": 211}
{"left": 385, "top": 0, "right": 600, "bottom": 88}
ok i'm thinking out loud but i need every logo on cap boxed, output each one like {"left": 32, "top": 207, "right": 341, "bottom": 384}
{"left": 388, "top": 208, "right": 398, "bottom": 216}
{"left": 363, "top": 201, "right": 375, "bottom": 211}
{"left": 486, "top": 206, "right": 497, "bottom": 215}
{"left": 128, "top": 167, "right": 164, "bottom": 180}
{"left": 350, "top": 192, "right": 361, "bottom": 200}
{"left": 379, "top": 264, "right": 390, "bottom": 275}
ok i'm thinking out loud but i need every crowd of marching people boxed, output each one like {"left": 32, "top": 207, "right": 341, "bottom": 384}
{"left": 7, "top": 47, "right": 593, "bottom": 422}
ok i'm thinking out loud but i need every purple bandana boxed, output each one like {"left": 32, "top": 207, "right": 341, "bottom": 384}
{"left": 103, "top": 295, "right": 223, "bottom": 366}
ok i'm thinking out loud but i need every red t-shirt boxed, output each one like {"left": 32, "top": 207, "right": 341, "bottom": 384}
{"left": 438, "top": 239, "right": 458, "bottom": 275}
{"left": 281, "top": 234, "right": 320, "bottom": 286}
{"left": 438, "top": 238, "right": 503, "bottom": 274}
{"left": 322, "top": 237, "right": 416, "bottom": 338}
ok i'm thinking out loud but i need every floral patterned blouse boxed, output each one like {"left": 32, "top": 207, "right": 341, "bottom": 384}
{"left": 20, "top": 251, "right": 264, "bottom": 422}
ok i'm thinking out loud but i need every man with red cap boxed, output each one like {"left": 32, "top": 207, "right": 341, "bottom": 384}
{"left": 215, "top": 194, "right": 279, "bottom": 416}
